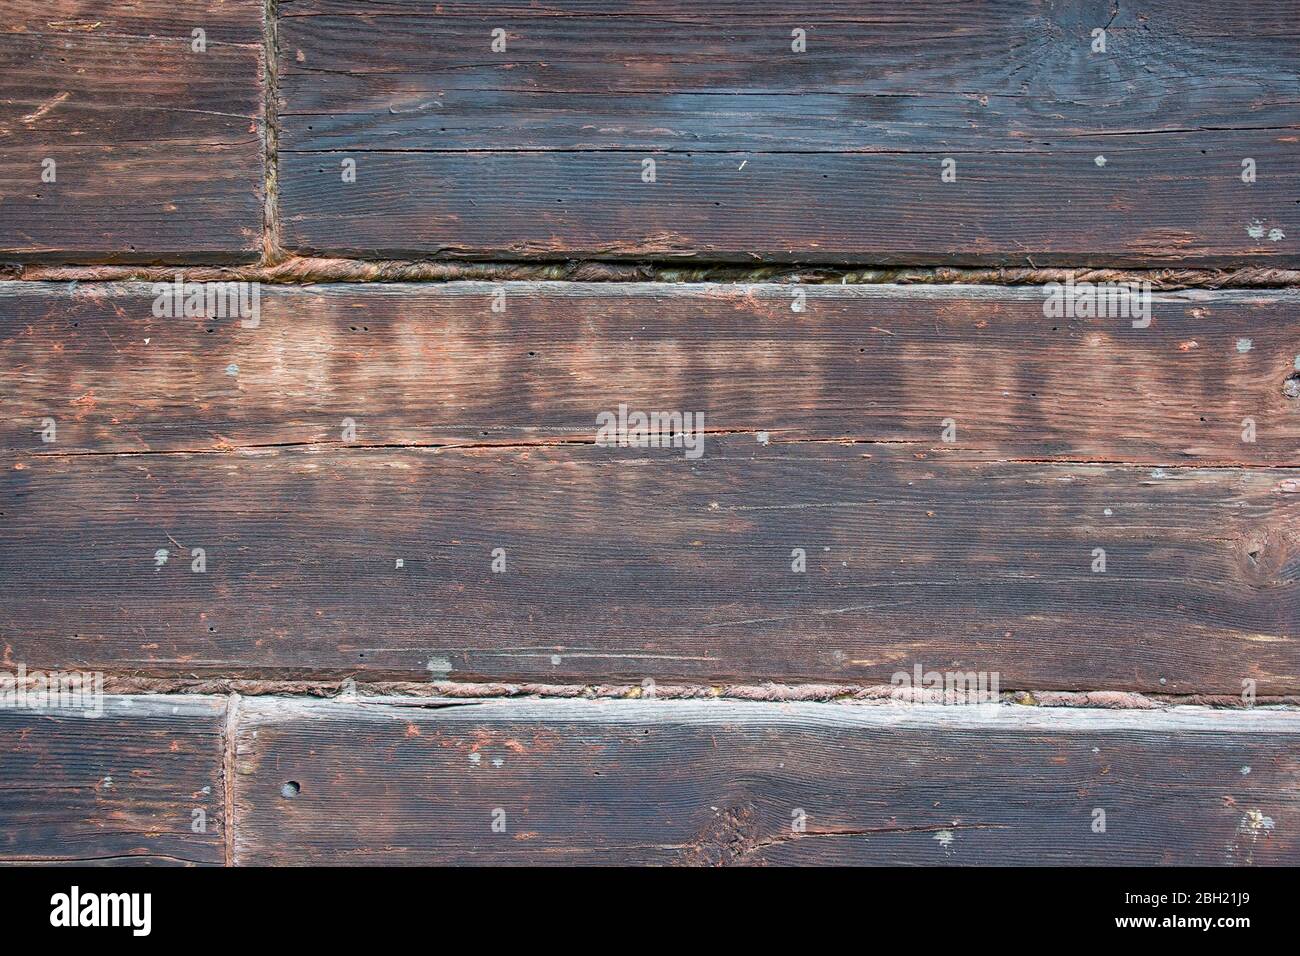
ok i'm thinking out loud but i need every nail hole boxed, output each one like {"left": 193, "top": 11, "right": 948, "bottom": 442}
{"left": 281, "top": 781, "right": 301, "bottom": 798}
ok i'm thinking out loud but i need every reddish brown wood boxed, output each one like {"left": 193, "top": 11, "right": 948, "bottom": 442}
{"left": 3, "top": 283, "right": 1298, "bottom": 464}
{"left": 0, "top": 1, "right": 265, "bottom": 262}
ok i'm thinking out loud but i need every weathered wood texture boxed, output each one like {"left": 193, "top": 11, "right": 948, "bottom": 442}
{"left": 277, "top": 0, "right": 1300, "bottom": 264}
{"left": 2, "top": 435, "right": 1295, "bottom": 691}
{"left": 2, "top": 283, "right": 1295, "bottom": 691}
{"left": 3, "top": 282, "right": 1299, "bottom": 463}
{"left": 233, "top": 697, "right": 1300, "bottom": 865}
{"left": 0, "top": 1, "right": 264, "bottom": 262}
{"left": 0, "top": 695, "right": 226, "bottom": 865}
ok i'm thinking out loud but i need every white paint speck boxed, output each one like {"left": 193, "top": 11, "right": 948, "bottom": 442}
{"left": 1236, "top": 338, "right": 1253, "bottom": 353}
{"left": 1241, "top": 766, "right": 1252, "bottom": 776}
{"left": 934, "top": 829, "right": 954, "bottom": 848}
{"left": 468, "top": 752, "right": 481, "bottom": 765}
{"left": 1094, "top": 155, "right": 1106, "bottom": 167}
{"left": 1150, "top": 468, "right": 1168, "bottom": 479}
{"left": 1247, "top": 220, "right": 1266, "bottom": 239}
{"left": 756, "top": 431, "right": 770, "bottom": 445}
{"left": 1240, "top": 809, "right": 1274, "bottom": 833}
{"left": 395, "top": 558, "right": 404, "bottom": 568}
{"left": 492, "top": 758, "right": 504, "bottom": 768}
{"left": 225, "top": 363, "right": 239, "bottom": 376}
{"left": 426, "top": 656, "right": 452, "bottom": 677}
{"left": 550, "top": 654, "right": 561, "bottom": 665}
{"left": 1103, "top": 508, "right": 1112, "bottom": 516}
{"left": 1268, "top": 228, "right": 1285, "bottom": 242}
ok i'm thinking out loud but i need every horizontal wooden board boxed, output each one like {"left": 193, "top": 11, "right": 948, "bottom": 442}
{"left": 233, "top": 697, "right": 1300, "bottom": 865}
{"left": 3, "top": 282, "right": 1299, "bottom": 463}
{"left": 0, "top": 695, "right": 226, "bottom": 865}
{"left": 2, "top": 433, "right": 1295, "bottom": 691}
{"left": 277, "top": 0, "right": 1300, "bottom": 263}
{"left": 0, "top": 1, "right": 264, "bottom": 262}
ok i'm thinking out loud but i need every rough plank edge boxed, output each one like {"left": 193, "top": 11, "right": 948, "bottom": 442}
{"left": 234, "top": 694, "right": 1300, "bottom": 734}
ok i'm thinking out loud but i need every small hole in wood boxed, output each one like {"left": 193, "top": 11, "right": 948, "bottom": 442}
{"left": 281, "top": 781, "right": 301, "bottom": 798}
{"left": 1284, "top": 372, "right": 1300, "bottom": 399}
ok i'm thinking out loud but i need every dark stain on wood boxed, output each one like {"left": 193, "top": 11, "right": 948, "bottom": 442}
{"left": 2, "top": 435, "right": 1294, "bottom": 691}
{"left": 277, "top": 0, "right": 1300, "bottom": 264}
{"left": 0, "top": 695, "right": 226, "bottom": 865}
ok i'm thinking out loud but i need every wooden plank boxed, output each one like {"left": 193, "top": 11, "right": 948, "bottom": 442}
{"left": 277, "top": 0, "right": 1300, "bottom": 264}
{"left": 2, "top": 433, "right": 1294, "bottom": 692}
{"left": 0, "top": 1, "right": 264, "bottom": 262}
{"left": 3, "top": 282, "right": 1299, "bottom": 463}
{"left": 232, "top": 697, "right": 1300, "bottom": 865}
{"left": 0, "top": 694, "right": 227, "bottom": 865}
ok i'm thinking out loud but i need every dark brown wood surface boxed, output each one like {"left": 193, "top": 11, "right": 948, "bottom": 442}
{"left": 4, "top": 282, "right": 1298, "bottom": 463}
{"left": 277, "top": 0, "right": 1300, "bottom": 263}
{"left": 0, "top": 695, "right": 226, "bottom": 865}
{"left": 3, "top": 432, "right": 1295, "bottom": 691}
{"left": 1, "top": 2, "right": 1298, "bottom": 874}
{"left": 233, "top": 696, "right": 1300, "bottom": 865}
{"left": 0, "top": 1, "right": 264, "bottom": 262}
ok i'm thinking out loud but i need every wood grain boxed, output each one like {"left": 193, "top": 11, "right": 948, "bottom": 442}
{"left": 2, "top": 434, "right": 1294, "bottom": 691}
{"left": 0, "top": 1, "right": 264, "bottom": 262}
{"left": 233, "top": 696, "right": 1300, "bottom": 865}
{"left": 277, "top": 0, "right": 1300, "bottom": 263}
{"left": 0, "top": 695, "right": 226, "bottom": 865}
{"left": 3, "top": 282, "right": 1299, "bottom": 463}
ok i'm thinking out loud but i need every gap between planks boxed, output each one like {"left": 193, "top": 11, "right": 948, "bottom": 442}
{"left": 262, "top": 0, "right": 283, "bottom": 266}
{"left": 7, "top": 261, "right": 1300, "bottom": 289}
{"left": 70, "top": 677, "right": 1300, "bottom": 710}
{"left": 222, "top": 692, "right": 241, "bottom": 867}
